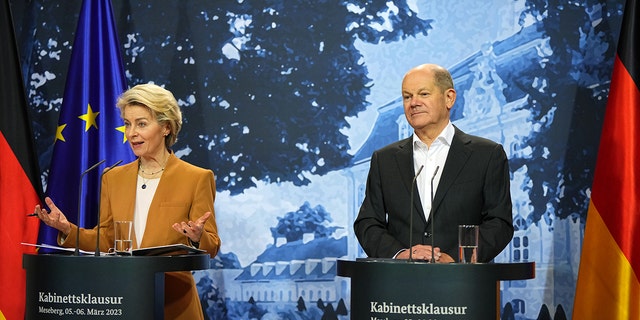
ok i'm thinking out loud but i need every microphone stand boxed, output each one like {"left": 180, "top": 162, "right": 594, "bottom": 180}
{"left": 408, "top": 165, "right": 424, "bottom": 262}
{"left": 95, "top": 160, "right": 123, "bottom": 256}
{"left": 429, "top": 166, "right": 440, "bottom": 263}
{"left": 75, "top": 159, "right": 106, "bottom": 256}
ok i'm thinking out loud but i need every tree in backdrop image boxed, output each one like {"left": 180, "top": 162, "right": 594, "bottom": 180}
{"left": 271, "top": 202, "right": 340, "bottom": 242}
{"left": 511, "top": 0, "right": 621, "bottom": 224}
{"left": 117, "top": 0, "right": 433, "bottom": 194}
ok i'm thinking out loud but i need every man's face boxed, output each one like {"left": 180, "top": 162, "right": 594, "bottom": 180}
{"left": 401, "top": 69, "right": 455, "bottom": 132}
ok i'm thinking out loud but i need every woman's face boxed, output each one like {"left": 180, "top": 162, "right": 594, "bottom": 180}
{"left": 122, "top": 104, "right": 169, "bottom": 159}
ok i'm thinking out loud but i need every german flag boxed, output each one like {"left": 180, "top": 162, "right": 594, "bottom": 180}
{"left": 0, "top": 0, "right": 43, "bottom": 319}
{"left": 573, "top": 0, "right": 640, "bottom": 318}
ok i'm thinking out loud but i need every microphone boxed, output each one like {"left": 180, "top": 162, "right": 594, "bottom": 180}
{"left": 408, "top": 165, "right": 424, "bottom": 262}
{"left": 95, "top": 160, "right": 123, "bottom": 256}
{"left": 429, "top": 166, "right": 440, "bottom": 263}
{"left": 75, "top": 159, "right": 106, "bottom": 256}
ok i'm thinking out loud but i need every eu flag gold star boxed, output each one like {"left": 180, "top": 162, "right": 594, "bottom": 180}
{"left": 78, "top": 103, "right": 100, "bottom": 131}
{"left": 55, "top": 124, "right": 67, "bottom": 142}
{"left": 116, "top": 125, "right": 128, "bottom": 143}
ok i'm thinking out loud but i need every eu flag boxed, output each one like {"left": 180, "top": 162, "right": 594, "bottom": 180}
{"left": 38, "top": 0, "right": 135, "bottom": 248}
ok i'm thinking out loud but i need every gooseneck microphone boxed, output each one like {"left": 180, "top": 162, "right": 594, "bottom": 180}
{"left": 429, "top": 166, "right": 440, "bottom": 263}
{"left": 408, "top": 165, "right": 424, "bottom": 262}
{"left": 75, "top": 159, "right": 106, "bottom": 256}
{"left": 95, "top": 160, "right": 123, "bottom": 256}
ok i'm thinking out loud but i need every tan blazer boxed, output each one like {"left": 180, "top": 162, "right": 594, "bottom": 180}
{"left": 61, "top": 153, "right": 220, "bottom": 319}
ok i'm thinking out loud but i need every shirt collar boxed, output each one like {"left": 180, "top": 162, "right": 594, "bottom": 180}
{"left": 412, "top": 121, "right": 455, "bottom": 149}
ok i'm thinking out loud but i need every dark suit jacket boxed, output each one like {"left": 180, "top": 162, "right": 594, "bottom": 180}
{"left": 354, "top": 126, "right": 513, "bottom": 262}
{"left": 61, "top": 153, "right": 220, "bottom": 319}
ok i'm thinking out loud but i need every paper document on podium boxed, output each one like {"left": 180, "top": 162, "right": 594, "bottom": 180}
{"left": 132, "top": 244, "right": 206, "bottom": 256}
{"left": 20, "top": 243, "right": 106, "bottom": 255}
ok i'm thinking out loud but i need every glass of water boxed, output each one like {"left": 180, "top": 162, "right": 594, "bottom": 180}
{"left": 458, "top": 225, "right": 479, "bottom": 263}
{"left": 114, "top": 220, "right": 134, "bottom": 255}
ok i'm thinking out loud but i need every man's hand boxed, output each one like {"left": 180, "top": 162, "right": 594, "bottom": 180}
{"left": 396, "top": 244, "right": 452, "bottom": 263}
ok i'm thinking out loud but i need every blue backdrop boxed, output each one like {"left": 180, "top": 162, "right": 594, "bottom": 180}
{"left": 11, "top": 0, "right": 624, "bottom": 318}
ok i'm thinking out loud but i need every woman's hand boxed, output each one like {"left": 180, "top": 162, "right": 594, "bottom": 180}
{"left": 35, "top": 197, "right": 72, "bottom": 235}
{"left": 172, "top": 211, "right": 212, "bottom": 243}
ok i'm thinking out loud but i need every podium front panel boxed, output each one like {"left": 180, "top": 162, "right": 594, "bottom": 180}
{"left": 23, "top": 254, "right": 209, "bottom": 320}
{"left": 337, "top": 259, "right": 534, "bottom": 320}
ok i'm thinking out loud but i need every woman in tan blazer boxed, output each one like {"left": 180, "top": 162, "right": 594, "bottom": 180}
{"left": 36, "top": 83, "right": 221, "bottom": 319}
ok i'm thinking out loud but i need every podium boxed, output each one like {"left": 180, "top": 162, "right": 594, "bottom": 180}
{"left": 337, "top": 259, "right": 535, "bottom": 320}
{"left": 23, "top": 254, "right": 210, "bottom": 320}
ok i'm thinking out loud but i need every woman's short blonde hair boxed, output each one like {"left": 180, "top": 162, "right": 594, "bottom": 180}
{"left": 116, "top": 83, "right": 183, "bottom": 147}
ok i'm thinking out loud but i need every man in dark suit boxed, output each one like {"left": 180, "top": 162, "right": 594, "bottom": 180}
{"left": 354, "top": 63, "right": 513, "bottom": 263}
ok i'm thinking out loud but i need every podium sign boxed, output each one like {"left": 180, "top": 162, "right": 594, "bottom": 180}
{"left": 337, "top": 259, "right": 534, "bottom": 320}
{"left": 23, "top": 254, "right": 209, "bottom": 320}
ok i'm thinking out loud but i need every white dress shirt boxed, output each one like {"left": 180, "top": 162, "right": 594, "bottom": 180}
{"left": 412, "top": 121, "right": 454, "bottom": 222}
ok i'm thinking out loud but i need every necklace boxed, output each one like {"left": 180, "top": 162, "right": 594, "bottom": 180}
{"left": 140, "top": 175, "right": 161, "bottom": 189}
{"left": 139, "top": 156, "right": 168, "bottom": 189}
{"left": 140, "top": 171, "right": 162, "bottom": 189}
{"left": 140, "top": 167, "right": 165, "bottom": 175}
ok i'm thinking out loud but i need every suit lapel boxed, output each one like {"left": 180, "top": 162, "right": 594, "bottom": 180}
{"left": 432, "top": 127, "right": 472, "bottom": 214}
{"left": 110, "top": 160, "right": 140, "bottom": 247}
{"left": 120, "top": 161, "right": 139, "bottom": 222}
{"left": 394, "top": 137, "right": 427, "bottom": 223}
{"left": 148, "top": 155, "right": 171, "bottom": 212}
{"left": 140, "top": 154, "right": 177, "bottom": 247}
